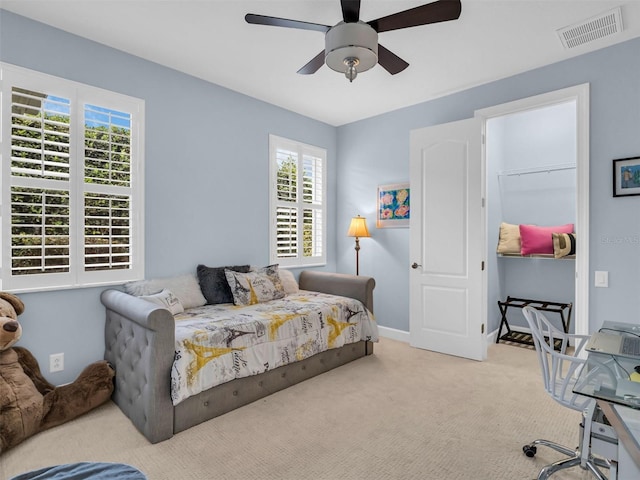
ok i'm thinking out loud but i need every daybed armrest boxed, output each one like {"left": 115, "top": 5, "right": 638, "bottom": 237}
{"left": 298, "top": 270, "right": 375, "bottom": 314}
{"left": 101, "top": 289, "right": 175, "bottom": 443}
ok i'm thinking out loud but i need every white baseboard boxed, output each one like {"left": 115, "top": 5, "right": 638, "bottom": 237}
{"left": 379, "top": 326, "right": 532, "bottom": 347}
{"left": 378, "top": 326, "right": 410, "bottom": 343}
{"left": 488, "top": 328, "right": 499, "bottom": 344}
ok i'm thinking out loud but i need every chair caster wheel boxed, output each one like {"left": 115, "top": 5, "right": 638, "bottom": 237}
{"left": 522, "top": 445, "right": 537, "bottom": 457}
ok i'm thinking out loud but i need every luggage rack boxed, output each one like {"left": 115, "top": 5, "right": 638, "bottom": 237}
{"left": 496, "top": 296, "right": 573, "bottom": 351}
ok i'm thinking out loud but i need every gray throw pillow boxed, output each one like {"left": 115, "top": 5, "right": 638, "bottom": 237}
{"left": 197, "top": 264, "right": 251, "bottom": 304}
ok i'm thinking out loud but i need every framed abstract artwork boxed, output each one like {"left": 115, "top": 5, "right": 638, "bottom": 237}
{"left": 613, "top": 156, "right": 640, "bottom": 197}
{"left": 377, "top": 183, "right": 410, "bottom": 228}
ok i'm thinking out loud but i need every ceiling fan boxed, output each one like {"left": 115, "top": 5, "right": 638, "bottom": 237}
{"left": 245, "top": 0, "right": 462, "bottom": 82}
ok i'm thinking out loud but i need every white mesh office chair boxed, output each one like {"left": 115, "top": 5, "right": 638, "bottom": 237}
{"left": 521, "top": 306, "right": 618, "bottom": 480}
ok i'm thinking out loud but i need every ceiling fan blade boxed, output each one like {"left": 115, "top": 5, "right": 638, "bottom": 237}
{"left": 297, "top": 51, "right": 326, "bottom": 75}
{"left": 341, "top": 0, "right": 361, "bottom": 23}
{"left": 377, "top": 44, "right": 409, "bottom": 75}
{"left": 245, "top": 14, "right": 330, "bottom": 33}
{"left": 368, "top": 0, "right": 461, "bottom": 33}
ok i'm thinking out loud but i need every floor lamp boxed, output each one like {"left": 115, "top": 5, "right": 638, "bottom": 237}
{"left": 347, "top": 215, "right": 370, "bottom": 275}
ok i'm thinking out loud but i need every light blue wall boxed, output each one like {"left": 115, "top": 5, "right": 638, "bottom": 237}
{"left": 0, "top": 10, "right": 337, "bottom": 384}
{"left": 490, "top": 102, "right": 576, "bottom": 226}
{"left": 337, "top": 36, "right": 640, "bottom": 334}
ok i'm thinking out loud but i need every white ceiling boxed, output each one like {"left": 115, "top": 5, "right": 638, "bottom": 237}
{"left": 2, "top": 0, "right": 640, "bottom": 126}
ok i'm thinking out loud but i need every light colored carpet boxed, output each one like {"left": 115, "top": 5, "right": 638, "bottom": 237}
{"left": 1, "top": 337, "right": 597, "bottom": 479}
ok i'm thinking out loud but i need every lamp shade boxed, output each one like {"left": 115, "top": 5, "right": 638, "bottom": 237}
{"left": 347, "top": 215, "right": 370, "bottom": 238}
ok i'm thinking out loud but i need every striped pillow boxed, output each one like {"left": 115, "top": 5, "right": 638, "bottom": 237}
{"left": 552, "top": 232, "right": 576, "bottom": 258}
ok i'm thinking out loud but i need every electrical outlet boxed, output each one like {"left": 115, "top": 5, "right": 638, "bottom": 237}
{"left": 50, "top": 353, "right": 64, "bottom": 372}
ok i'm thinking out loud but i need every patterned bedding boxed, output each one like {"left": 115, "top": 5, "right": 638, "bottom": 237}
{"left": 171, "top": 290, "right": 378, "bottom": 405}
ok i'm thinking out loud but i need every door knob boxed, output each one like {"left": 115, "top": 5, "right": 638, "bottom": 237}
{"left": 411, "top": 262, "right": 421, "bottom": 269}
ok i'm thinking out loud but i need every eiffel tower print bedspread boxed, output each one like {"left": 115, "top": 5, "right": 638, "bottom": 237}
{"left": 170, "top": 291, "right": 378, "bottom": 405}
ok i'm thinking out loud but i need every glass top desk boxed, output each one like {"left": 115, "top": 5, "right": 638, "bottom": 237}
{"left": 573, "top": 321, "right": 640, "bottom": 473}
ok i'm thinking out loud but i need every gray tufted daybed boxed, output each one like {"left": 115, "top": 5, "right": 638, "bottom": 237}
{"left": 102, "top": 270, "right": 376, "bottom": 444}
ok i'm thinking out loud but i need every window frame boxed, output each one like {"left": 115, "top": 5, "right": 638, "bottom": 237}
{"left": 269, "top": 134, "right": 327, "bottom": 268}
{"left": 0, "top": 63, "right": 145, "bottom": 292}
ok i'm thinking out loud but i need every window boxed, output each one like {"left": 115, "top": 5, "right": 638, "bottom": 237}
{"left": 269, "top": 135, "right": 326, "bottom": 267}
{"left": 0, "top": 63, "right": 145, "bottom": 292}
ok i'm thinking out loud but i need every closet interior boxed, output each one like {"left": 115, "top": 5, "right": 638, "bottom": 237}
{"left": 486, "top": 101, "right": 578, "bottom": 343}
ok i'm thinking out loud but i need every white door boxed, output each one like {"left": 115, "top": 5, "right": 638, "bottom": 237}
{"left": 409, "top": 118, "right": 486, "bottom": 361}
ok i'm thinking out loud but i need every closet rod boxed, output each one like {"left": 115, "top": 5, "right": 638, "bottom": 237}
{"left": 498, "top": 163, "right": 576, "bottom": 177}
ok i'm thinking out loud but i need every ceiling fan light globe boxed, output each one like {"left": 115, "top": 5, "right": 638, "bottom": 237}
{"left": 325, "top": 21, "right": 378, "bottom": 75}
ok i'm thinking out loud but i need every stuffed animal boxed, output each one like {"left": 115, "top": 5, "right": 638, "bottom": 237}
{"left": 0, "top": 292, "right": 115, "bottom": 453}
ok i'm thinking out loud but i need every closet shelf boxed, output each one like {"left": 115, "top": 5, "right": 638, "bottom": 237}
{"left": 498, "top": 253, "right": 575, "bottom": 260}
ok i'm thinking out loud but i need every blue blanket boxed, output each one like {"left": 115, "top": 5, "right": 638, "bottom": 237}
{"left": 10, "top": 462, "right": 146, "bottom": 480}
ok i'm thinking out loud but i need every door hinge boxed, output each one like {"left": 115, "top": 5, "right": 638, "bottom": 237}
{"left": 481, "top": 197, "right": 485, "bottom": 208}
{"left": 481, "top": 323, "right": 485, "bottom": 334}
{"left": 481, "top": 261, "right": 485, "bottom": 271}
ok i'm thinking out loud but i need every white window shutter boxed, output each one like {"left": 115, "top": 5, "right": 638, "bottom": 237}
{"left": 0, "top": 63, "right": 145, "bottom": 292}
{"left": 269, "top": 135, "right": 326, "bottom": 268}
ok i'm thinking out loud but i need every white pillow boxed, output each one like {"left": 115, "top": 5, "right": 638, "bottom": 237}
{"left": 124, "top": 273, "right": 206, "bottom": 309}
{"left": 139, "top": 289, "right": 184, "bottom": 315}
{"left": 278, "top": 268, "right": 299, "bottom": 295}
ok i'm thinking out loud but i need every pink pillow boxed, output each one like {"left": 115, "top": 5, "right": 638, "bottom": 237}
{"left": 519, "top": 224, "right": 574, "bottom": 255}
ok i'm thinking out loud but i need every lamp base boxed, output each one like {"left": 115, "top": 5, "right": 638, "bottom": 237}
{"left": 354, "top": 236, "right": 361, "bottom": 276}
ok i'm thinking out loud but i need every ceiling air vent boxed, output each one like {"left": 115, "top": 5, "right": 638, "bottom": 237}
{"left": 557, "top": 7, "right": 623, "bottom": 49}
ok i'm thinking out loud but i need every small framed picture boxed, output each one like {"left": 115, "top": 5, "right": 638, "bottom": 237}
{"left": 377, "top": 183, "right": 410, "bottom": 228}
{"left": 613, "top": 157, "right": 640, "bottom": 197}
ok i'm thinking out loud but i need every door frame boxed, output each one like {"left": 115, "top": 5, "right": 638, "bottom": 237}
{"left": 475, "top": 83, "right": 590, "bottom": 336}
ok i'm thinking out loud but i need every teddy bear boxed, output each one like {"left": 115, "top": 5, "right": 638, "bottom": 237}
{"left": 0, "top": 291, "right": 115, "bottom": 453}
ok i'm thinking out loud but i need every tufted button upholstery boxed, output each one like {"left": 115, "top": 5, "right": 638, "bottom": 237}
{"left": 102, "top": 290, "right": 175, "bottom": 443}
